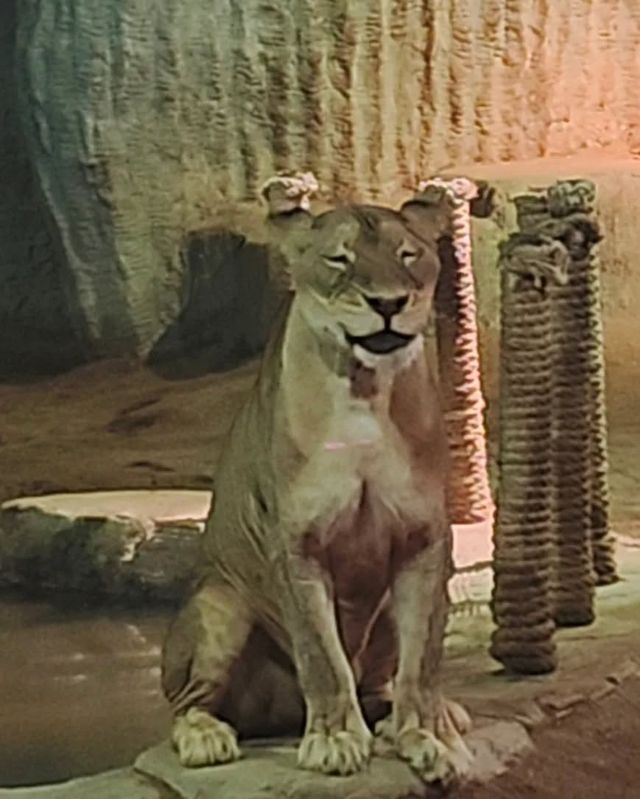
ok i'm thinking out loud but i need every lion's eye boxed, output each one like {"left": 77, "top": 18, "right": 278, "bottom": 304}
{"left": 323, "top": 253, "right": 352, "bottom": 269}
{"left": 400, "top": 249, "right": 419, "bottom": 267}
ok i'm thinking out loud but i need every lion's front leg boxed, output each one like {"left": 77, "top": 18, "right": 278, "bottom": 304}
{"left": 277, "top": 552, "right": 372, "bottom": 776}
{"left": 380, "top": 528, "right": 473, "bottom": 785}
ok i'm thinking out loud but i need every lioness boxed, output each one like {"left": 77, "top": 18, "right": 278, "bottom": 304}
{"left": 161, "top": 180, "right": 473, "bottom": 784}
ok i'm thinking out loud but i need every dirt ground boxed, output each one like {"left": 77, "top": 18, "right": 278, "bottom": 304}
{"left": 457, "top": 676, "right": 640, "bottom": 799}
{"left": 0, "top": 358, "right": 251, "bottom": 504}
{"left": 1, "top": 345, "right": 638, "bottom": 531}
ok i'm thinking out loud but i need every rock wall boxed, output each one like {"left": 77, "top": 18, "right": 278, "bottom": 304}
{"left": 6, "top": 0, "right": 640, "bottom": 369}
{"left": 0, "top": 0, "right": 86, "bottom": 375}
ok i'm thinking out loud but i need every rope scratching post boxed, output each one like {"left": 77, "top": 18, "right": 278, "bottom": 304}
{"left": 547, "top": 181, "right": 618, "bottom": 587}
{"left": 517, "top": 184, "right": 607, "bottom": 626}
{"left": 490, "top": 233, "right": 569, "bottom": 674}
{"left": 539, "top": 196, "right": 595, "bottom": 625}
{"left": 492, "top": 179, "right": 616, "bottom": 671}
{"left": 417, "top": 177, "right": 494, "bottom": 526}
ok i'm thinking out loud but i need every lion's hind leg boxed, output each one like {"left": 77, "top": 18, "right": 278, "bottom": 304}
{"left": 161, "top": 578, "right": 253, "bottom": 767}
{"left": 357, "top": 603, "right": 397, "bottom": 728}
{"left": 379, "top": 530, "right": 474, "bottom": 785}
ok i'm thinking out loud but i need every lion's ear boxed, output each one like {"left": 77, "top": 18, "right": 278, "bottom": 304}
{"left": 399, "top": 186, "right": 453, "bottom": 244}
{"left": 261, "top": 173, "right": 318, "bottom": 292}
{"left": 265, "top": 210, "right": 314, "bottom": 292}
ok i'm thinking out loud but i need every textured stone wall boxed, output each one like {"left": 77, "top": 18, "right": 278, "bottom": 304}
{"left": 7, "top": 0, "right": 640, "bottom": 368}
{"left": 0, "top": 0, "right": 86, "bottom": 375}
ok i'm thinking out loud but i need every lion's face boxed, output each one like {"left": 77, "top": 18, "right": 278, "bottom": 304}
{"left": 290, "top": 206, "right": 442, "bottom": 359}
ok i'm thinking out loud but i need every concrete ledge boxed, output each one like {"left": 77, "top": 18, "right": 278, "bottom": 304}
{"left": 0, "top": 724, "right": 531, "bottom": 799}
{"left": 0, "top": 490, "right": 493, "bottom": 604}
{"left": 133, "top": 723, "right": 532, "bottom": 799}
{"left": 0, "top": 490, "right": 208, "bottom": 600}
{"left": 0, "top": 769, "right": 162, "bottom": 799}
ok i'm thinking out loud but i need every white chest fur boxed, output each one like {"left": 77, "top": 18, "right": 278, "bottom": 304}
{"left": 284, "top": 351, "right": 428, "bottom": 538}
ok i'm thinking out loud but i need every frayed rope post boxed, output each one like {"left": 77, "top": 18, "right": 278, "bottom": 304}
{"left": 416, "top": 177, "right": 494, "bottom": 527}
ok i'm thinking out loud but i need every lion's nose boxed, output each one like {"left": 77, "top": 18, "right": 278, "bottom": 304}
{"left": 365, "top": 295, "right": 409, "bottom": 319}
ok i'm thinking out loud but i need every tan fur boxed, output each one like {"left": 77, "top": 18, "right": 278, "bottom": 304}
{"left": 161, "top": 199, "right": 473, "bottom": 783}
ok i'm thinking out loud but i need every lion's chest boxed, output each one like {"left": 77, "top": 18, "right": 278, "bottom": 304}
{"left": 290, "top": 395, "right": 429, "bottom": 589}
{"left": 292, "top": 397, "right": 418, "bottom": 507}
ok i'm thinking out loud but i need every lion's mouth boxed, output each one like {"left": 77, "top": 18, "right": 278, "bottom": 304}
{"left": 345, "top": 330, "right": 416, "bottom": 355}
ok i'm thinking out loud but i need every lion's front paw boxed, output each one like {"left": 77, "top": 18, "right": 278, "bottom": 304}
{"left": 172, "top": 708, "right": 241, "bottom": 767}
{"left": 378, "top": 725, "right": 472, "bottom": 785}
{"left": 394, "top": 728, "right": 454, "bottom": 783}
{"left": 298, "top": 729, "right": 372, "bottom": 776}
{"left": 374, "top": 702, "right": 474, "bottom": 785}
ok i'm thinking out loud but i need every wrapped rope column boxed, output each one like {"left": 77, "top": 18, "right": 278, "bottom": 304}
{"left": 585, "top": 258, "right": 617, "bottom": 585}
{"left": 550, "top": 248, "right": 595, "bottom": 626}
{"left": 518, "top": 186, "right": 600, "bottom": 625}
{"left": 490, "top": 233, "right": 569, "bottom": 675}
{"left": 418, "top": 177, "right": 494, "bottom": 525}
{"left": 547, "top": 182, "right": 618, "bottom": 587}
